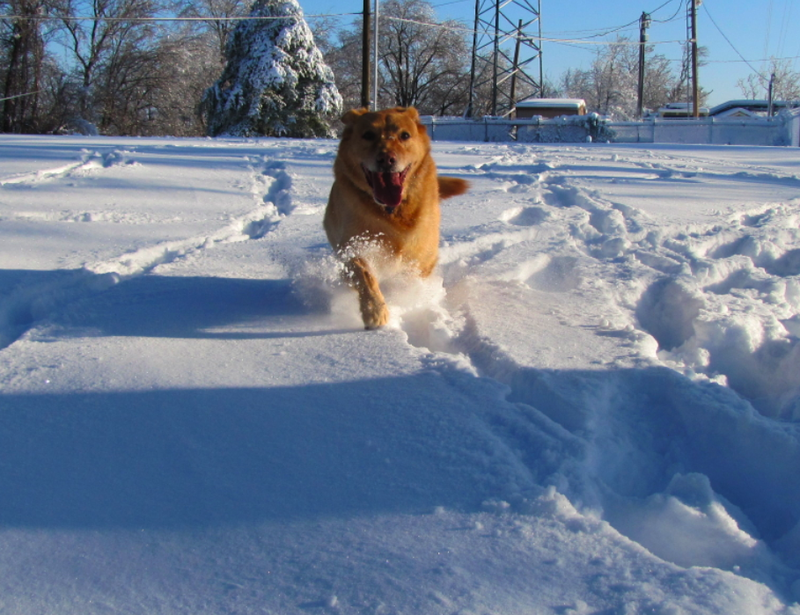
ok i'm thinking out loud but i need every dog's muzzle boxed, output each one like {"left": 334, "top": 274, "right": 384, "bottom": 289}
{"left": 361, "top": 164, "right": 410, "bottom": 213}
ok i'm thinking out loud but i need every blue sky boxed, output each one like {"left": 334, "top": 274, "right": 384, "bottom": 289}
{"left": 299, "top": 0, "right": 800, "bottom": 107}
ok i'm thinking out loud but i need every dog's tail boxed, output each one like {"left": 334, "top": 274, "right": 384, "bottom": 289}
{"left": 438, "top": 176, "right": 470, "bottom": 200}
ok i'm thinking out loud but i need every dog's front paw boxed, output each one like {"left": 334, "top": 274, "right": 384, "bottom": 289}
{"left": 362, "top": 300, "right": 390, "bottom": 330}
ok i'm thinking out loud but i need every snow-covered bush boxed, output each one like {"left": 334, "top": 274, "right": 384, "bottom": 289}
{"left": 202, "top": 0, "right": 342, "bottom": 138}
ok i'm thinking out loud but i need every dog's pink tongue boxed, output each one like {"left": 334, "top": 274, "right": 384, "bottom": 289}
{"left": 372, "top": 172, "right": 403, "bottom": 209}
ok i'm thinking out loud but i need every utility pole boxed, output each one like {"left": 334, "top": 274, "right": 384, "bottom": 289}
{"left": 373, "top": 0, "right": 379, "bottom": 110}
{"left": 637, "top": 12, "right": 650, "bottom": 119}
{"left": 690, "top": 0, "right": 699, "bottom": 118}
{"left": 361, "top": 0, "right": 371, "bottom": 109}
{"left": 768, "top": 73, "right": 775, "bottom": 117}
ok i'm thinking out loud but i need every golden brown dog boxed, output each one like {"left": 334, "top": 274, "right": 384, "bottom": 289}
{"left": 324, "top": 106, "right": 469, "bottom": 329}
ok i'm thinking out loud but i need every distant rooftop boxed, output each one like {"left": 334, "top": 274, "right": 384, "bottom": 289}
{"left": 516, "top": 98, "right": 586, "bottom": 108}
{"left": 710, "top": 99, "right": 795, "bottom": 115}
{"left": 658, "top": 102, "right": 710, "bottom": 117}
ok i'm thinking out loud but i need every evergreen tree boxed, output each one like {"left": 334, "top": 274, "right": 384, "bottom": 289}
{"left": 202, "top": 0, "right": 341, "bottom": 138}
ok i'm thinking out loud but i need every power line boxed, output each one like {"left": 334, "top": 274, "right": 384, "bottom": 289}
{"left": 570, "top": 18, "right": 640, "bottom": 40}
{"left": 383, "top": 14, "right": 685, "bottom": 47}
{"left": 0, "top": 90, "right": 42, "bottom": 103}
{"left": 0, "top": 0, "right": 680, "bottom": 47}
{"left": 546, "top": 0, "right": 680, "bottom": 37}
{"left": 651, "top": 0, "right": 685, "bottom": 24}
{"left": 776, "top": 0, "right": 792, "bottom": 59}
{"left": 516, "top": 0, "right": 681, "bottom": 38}
{"left": 701, "top": 1, "right": 768, "bottom": 83}
{"left": 0, "top": 12, "right": 359, "bottom": 22}
{"left": 704, "top": 54, "right": 800, "bottom": 64}
{"left": 0, "top": 6, "right": 685, "bottom": 50}
{"left": 6, "top": 0, "right": 780, "bottom": 63}
{"left": 763, "top": 0, "right": 773, "bottom": 62}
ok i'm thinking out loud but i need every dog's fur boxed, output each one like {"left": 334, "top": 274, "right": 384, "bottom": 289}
{"left": 324, "top": 107, "right": 469, "bottom": 329}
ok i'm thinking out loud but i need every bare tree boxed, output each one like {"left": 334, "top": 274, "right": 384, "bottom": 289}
{"left": 144, "top": 31, "right": 222, "bottom": 135}
{"left": 323, "top": 25, "right": 362, "bottom": 112}
{"left": 326, "top": 0, "right": 471, "bottom": 115}
{"left": 92, "top": 35, "right": 165, "bottom": 133}
{"left": 37, "top": 60, "right": 84, "bottom": 131}
{"left": 379, "top": 0, "right": 468, "bottom": 111}
{"left": 668, "top": 44, "right": 709, "bottom": 106}
{"left": 176, "top": 0, "right": 248, "bottom": 60}
{"left": 53, "top": 0, "right": 162, "bottom": 130}
{"left": 560, "top": 37, "right": 707, "bottom": 119}
{"left": 1, "top": 0, "right": 48, "bottom": 132}
{"left": 737, "top": 58, "right": 800, "bottom": 102}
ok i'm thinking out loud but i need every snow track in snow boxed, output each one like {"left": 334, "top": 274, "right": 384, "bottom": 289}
{"left": 388, "top": 148, "right": 800, "bottom": 598}
{"left": 0, "top": 269, "right": 119, "bottom": 350}
{"left": 391, "top": 266, "right": 800, "bottom": 597}
{"left": 0, "top": 147, "right": 137, "bottom": 188}
{"left": 3, "top": 137, "right": 800, "bottom": 613}
{"left": 458, "top": 147, "right": 800, "bottom": 421}
{"left": 0, "top": 150, "right": 294, "bottom": 351}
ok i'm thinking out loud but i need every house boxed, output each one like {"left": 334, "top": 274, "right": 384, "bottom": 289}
{"left": 710, "top": 99, "right": 795, "bottom": 117}
{"left": 712, "top": 107, "right": 760, "bottom": 120}
{"left": 515, "top": 98, "right": 586, "bottom": 119}
{"left": 658, "top": 102, "right": 710, "bottom": 118}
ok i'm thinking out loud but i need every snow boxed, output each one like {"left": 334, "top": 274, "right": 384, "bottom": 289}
{"left": 2, "top": 133, "right": 800, "bottom": 614}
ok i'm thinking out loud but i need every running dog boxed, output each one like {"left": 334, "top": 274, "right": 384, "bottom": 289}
{"left": 324, "top": 107, "right": 469, "bottom": 329}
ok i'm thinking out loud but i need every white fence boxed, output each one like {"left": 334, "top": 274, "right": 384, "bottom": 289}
{"left": 420, "top": 109, "right": 800, "bottom": 147}
{"left": 421, "top": 115, "right": 610, "bottom": 144}
{"left": 609, "top": 112, "right": 798, "bottom": 146}
{"left": 791, "top": 109, "right": 800, "bottom": 147}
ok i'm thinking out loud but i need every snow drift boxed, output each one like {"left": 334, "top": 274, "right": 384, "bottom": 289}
{"left": 1, "top": 134, "right": 800, "bottom": 614}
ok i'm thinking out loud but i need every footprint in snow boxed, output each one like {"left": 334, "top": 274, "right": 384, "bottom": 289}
{"left": 500, "top": 206, "right": 550, "bottom": 227}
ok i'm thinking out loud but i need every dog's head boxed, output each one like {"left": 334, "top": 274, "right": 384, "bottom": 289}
{"left": 339, "top": 107, "right": 431, "bottom": 214}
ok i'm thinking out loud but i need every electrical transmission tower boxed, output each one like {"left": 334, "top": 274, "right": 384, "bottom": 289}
{"left": 467, "top": 0, "right": 543, "bottom": 118}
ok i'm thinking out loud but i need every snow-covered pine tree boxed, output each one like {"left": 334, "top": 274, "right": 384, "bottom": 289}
{"left": 202, "top": 0, "right": 342, "bottom": 138}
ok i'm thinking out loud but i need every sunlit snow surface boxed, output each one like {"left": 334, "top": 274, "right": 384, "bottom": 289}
{"left": 1, "top": 134, "right": 800, "bottom": 614}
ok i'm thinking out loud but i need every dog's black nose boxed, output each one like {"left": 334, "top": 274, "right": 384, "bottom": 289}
{"left": 376, "top": 151, "right": 396, "bottom": 168}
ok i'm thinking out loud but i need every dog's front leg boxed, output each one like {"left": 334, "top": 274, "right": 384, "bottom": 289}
{"left": 345, "top": 256, "right": 390, "bottom": 329}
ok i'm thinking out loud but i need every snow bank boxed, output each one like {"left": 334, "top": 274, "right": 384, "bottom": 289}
{"left": 1, "top": 134, "right": 800, "bottom": 614}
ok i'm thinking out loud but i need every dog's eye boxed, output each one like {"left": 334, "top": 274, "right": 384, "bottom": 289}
{"left": 399, "top": 131, "right": 411, "bottom": 141}
{"left": 362, "top": 131, "right": 376, "bottom": 141}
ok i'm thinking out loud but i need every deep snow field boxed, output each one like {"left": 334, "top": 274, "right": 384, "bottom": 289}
{"left": 1, "top": 133, "right": 800, "bottom": 614}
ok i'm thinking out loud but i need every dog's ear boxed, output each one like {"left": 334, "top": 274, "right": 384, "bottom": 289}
{"left": 398, "top": 107, "right": 420, "bottom": 122}
{"left": 403, "top": 106, "right": 428, "bottom": 137}
{"left": 341, "top": 108, "right": 369, "bottom": 126}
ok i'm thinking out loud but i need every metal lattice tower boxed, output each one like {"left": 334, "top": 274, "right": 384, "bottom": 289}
{"left": 467, "top": 0, "right": 543, "bottom": 118}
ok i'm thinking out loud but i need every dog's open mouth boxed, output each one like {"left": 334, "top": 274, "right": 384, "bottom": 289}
{"left": 361, "top": 164, "right": 410, "bottom": 213}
